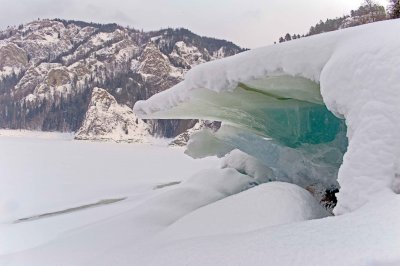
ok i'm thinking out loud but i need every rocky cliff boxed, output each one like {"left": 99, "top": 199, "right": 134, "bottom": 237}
{"left": 75, "top": 87, "right": 151, "bottom": 142}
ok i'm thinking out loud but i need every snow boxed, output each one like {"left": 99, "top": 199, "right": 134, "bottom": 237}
{"left": 2, "top": 20, "right": 400, "bottom": 266}
{"left": 150, "top": 35, "right": 162, "bottom": 42}
{"left": 95, "top": 40, "right": 138, "bottom": 66}
{"left": 25, "top": 93, "right": 37, "bottom": 103}
{"left": 91, "top": 32, "right": 118, "bottom": 46}
{"left": 213, "top": 46, "right": 226, "bottom": 59}
{"left": 170, "top": 41, "right": 206, "bottom": 67}
{"left": 169, "top": 64, "right": 185, "bottom": 78}
{"left": 157, "top": 182, "right": 329, "bottom": 242}
{"left": 0, "top": 133, "right": 220, "bottom": 256}
{"left": 136, "top": 193, "right": 400, "bottom": 266}
{"left": 130, "top": 59, "right": 140, "bottom": 71}
{"left": 134, "top": 20, "right": 400, "bottom": 214}
{"left": 221, "top": 149, "right": 274, "bottom": 183}
{"left": 1, "top": 133, "right": 399, "bottom": 265}
{"left": 0, "top": 129, "right": 73, "bottom": 139}
{"left": 0, "top": 66, "right": 15, "bottom": 78}
{"left": 0, "top": 133, "right": 219, "bottom": 224}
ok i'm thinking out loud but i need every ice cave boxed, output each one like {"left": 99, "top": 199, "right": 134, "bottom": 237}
{"left": 135, "top": 19, "right": 400, "bottom": 215}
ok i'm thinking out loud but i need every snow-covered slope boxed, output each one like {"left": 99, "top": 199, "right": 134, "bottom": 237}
{"left": 134, "top": 20, "right": 400, "bottom": 214}
{"left": 136, "top": 193, "right": 400, "bottom": 266}
{"left": 75, "top": 87, "right": 151, "bottom": 142}
{"left": 157, "top": 182, "right": 329, "bottom": 241}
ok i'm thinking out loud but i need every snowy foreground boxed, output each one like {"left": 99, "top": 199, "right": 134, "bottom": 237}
{"left": 0, "top": 132, "right": 399, "bottom": 266}
{"left": 0, "top": 132, "right": 218, "bottom": 259}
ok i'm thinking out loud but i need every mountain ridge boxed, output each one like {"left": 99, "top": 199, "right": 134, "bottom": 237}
{"left": 0, "top": 18, "right": 245, "bottom": 138}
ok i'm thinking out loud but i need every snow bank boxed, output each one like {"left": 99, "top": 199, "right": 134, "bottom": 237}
{"left": 157, "top": 182, "right": 329, "bottom": 241}
{"left": 134, "top": 20, "right": 400, "bottom": 214}
{"left": 121, "top": 168, "right": 254, "bottom": 228}
{"left": 0, "top": 168, "right": 254, "bottom": 265}
{"left": 136, "top": 194, "right": 400, "bottom": 266}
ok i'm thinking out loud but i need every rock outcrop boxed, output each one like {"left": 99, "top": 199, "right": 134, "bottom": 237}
{"left": 75, "top": 87, "right": 151, "bottom": 142}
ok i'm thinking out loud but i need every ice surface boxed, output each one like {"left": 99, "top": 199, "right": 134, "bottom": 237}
{"left": 0, "top": 140, "right": 253, "bottom": 265}
{"left": 134, "top": 20, "right": 400, "bottom": 214}
{"left": 135, "top": 80, "right": 343, "bottom": 148}
{"left": 0, "top": 133, "right": 220, "bottom": 255}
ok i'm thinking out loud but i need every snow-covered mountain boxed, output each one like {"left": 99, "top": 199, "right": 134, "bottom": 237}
{"left": 0, "top": 19, "right": 244, "bottom": 138}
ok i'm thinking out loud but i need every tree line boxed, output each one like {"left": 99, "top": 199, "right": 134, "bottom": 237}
{"left": 277, "top": 0, "right": 400, "bottom": 43}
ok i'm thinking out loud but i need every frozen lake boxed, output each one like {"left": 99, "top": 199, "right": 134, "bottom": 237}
{"left": 0, "top": 132, "right": 220, "bottom": 256}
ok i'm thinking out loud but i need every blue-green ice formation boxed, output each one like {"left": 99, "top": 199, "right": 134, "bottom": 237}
{"left": 138, "top": 75, "right": 348, "bottom": 189}
{"left": 135, "top": 20, "right": 400, "bottom": 214}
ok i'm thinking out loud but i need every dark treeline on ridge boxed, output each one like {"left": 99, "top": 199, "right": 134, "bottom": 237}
{"left": 277, "top": 0, "right": 399, "bottom": 43}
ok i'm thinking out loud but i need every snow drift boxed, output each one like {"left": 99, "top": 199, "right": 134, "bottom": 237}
{"left": 134, "top": 20, "right": 400, "bottom": 214}
{"left": 136, "top": 193, "right": 400, "bottom": 266}
{"left": 157, "top": 182, "right": 329, "bottom": 242}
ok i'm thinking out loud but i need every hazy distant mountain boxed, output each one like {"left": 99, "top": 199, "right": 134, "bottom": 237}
{"left": 0, "top": 19, "right": 244, "bottom": 139}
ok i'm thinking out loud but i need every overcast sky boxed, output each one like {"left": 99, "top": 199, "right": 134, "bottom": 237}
{"left": 0, "top": 0, "right": 389, "bottom": 48}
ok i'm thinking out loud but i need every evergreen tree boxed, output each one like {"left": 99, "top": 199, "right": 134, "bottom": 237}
{"left": 389, "top": 0, "right": 400, "bottom": 18}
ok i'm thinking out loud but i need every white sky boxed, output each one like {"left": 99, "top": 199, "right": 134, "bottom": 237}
{"left": 0, "top": 0, "right": 389, "bottom": 48}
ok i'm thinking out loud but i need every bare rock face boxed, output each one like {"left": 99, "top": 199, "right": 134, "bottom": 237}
{"left": 306, "top": 184, "right": 339, "bottom": 213}
{"left": 75, "top": 87, "right": 151, "bottom": 143}
{"left": 0, "top": 43, "right": 28, "bottom": 70}
{"left": 138, "top": 43, "right": 172, "bottom": 77}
